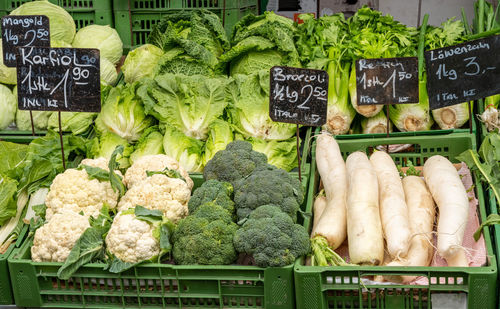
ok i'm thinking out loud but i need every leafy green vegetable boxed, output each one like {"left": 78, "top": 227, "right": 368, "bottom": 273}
{"left": 0, "top": 175, "right": 18, "bottom": 226}
{"left": 202, "top": 119, "right": 233, "bottom": 166}
{"left": 162, "top": 126, "right": 204, "bottom": 172}
{"left": 108, "top": 146, "right": 126, "bottom": 198}
{"left": 0, "top": 84, "right": 16, "bottom": 130}
{"left": 138, "top": 74, "right": 232, "bottom": 140}
{"left": 0, "top": 142, "right": 28, "bottom": 175}
{"left": 47, "top": 111, "right": 97, "bottom": 135}
{"left": 95, "top": 83, "right": 156, "bottom": 142}
{"left": 457, "top": 132, "right": 500, "bottom": 206}
{"left": 15, "top": 109, "right": 52, "bottom": 131}
{"left": 146, "top": 167, "right": 187, "bottom": 183}
{"left": 474, "top": 214, "right": 500, "bottom": 241}
{"left": 11, "top": 0, "right": 75, "bottom": 44}
{"left": 230, "top": 71, "right": 295, "bottom": 140}
{"left": 0, "top": 39, "right": 16, "bottom": 84}
{"left": 129, "top": 126, "right": 164, "bottom": 165}
{"left": 72, "top": 25, "right": 123, "bottom": 65}
{"left": 100, "top": 58, "right": 118, "bottom": 85}
{"left": 88, "top": 131, "right": 134, "bottom": 169}
{"left": 247, "top": 137, "right": 298, "bottom": 171}
{"left": 122, "top": 44, "right": 164, "bottom": 84}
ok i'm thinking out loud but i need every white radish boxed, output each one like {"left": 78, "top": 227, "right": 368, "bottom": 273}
{"left": 346, "top": 151, "right": 384, "bottom": 265}
{"left": 312, "top": 193, "right": 327, "bottom": 231}
{"left": 386, "top": 176, "right": 436, "bottom": 282}
{"left": 311, "top": 133, "right": 347, "bottom": 250}
{"left": 424, "top": 155, "right": 469, "bottom": 266}
{"left": 370, "top": 151, "right": 411, "bottom": 258}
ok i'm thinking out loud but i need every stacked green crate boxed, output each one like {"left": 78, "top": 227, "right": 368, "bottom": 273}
{"left": 0, "top": 226, "right": 28, "bottom": 305}
{"left": 113, "top": 0, "right": 258, "bottom": 52}
{"left": 295, "top": 132, "right": 497, "bottom": 309}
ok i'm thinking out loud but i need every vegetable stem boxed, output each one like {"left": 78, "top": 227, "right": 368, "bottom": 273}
{"left": 462, "top": 8, "right": 472, "bottom": 35}
{"left": 418, "top": 14, "right": 429, "bottom": 80}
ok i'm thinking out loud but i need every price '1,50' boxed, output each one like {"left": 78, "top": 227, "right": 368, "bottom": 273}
{"left": 435, "top": 56, "right": 496, "bottom": 80}
{"left": 273, "top": 84, "right": 327, "bottom": 110}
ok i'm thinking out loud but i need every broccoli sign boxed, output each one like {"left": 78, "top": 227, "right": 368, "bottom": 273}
{"left": 269, "top": 66, "right": 328, "bottom": 126}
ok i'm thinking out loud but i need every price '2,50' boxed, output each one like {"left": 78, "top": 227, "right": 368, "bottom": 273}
{"left": 273, "top": 83, "right": 327, "bottom": 109}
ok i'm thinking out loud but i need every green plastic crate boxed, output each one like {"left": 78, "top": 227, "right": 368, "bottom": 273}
{"left": 0, "top": 225, "right": 28, "bottom": 305}
{"left": 485, "top": 188, "right": 499, "bottom": 308}
{"left": 295, "top": 132, "right": 498, "bottom": 309}
{"left": 6, "top": 137, "right": 312, "bottom": 308}
{"left": 113, "top": 0, "right": 258, "bottom": 52}
{"left": 0, "top": 0, "right": 113, "bottom": 30}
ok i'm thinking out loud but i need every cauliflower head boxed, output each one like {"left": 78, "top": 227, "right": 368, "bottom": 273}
{"left": 105, "top": 211, "right": 160, "bottom": 263}
{"left": 45, "top": 168, "right": 120, "bottom": 219}
{"left": 124, "top": 154, "right": 193, "bottom": 189}
{"left": 31, "top": 210, "right": 90, "bottom": 262}
{"left": 117, "top": 174, "right": 190, "bottom": 223}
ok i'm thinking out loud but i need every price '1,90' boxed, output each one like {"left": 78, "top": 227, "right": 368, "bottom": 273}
{"left": 273, "top": 83, "right": 327, "bottom": 110}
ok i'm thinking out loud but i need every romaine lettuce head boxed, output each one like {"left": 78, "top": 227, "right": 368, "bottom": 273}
{"left": 0, "top": 39, "right": 17, "bottom": 85}
{"left": 47, "top": 112, "right": 97, "bottom": 135}
{"left": 72, "top": 25, "right": 123, "bottom": 65}
{"left": 247, "top": 137, "right": 298, "bottom": 172}
{"left": 96, "top": 83, "right": 156, "bottom": 142}
{"left": 122, "top": 44, "right": 164, "bottom": 84}
{"left": 0, "top": 84, "right": 16, "bottom": 130}
{"left": 202, "top": 119, "right": 233, "bottom": 166}
{"left": 11, "top": 0, "right": 76, "bottom": 44}
{"left": 163, "top": 126, "right": 204, "bottom": 173}
{"left": 129, "top": 126, "right": 164, "bottom": 165}
{"left": 100, "top": 58, "right": 118, "bottom": 86}
{"left": 229, "top": 71, "right": 295, "bottom": 140}
{"left": 137, "top": 74, "right": 232, "bottom": 140}
{"left": 89, "top": 131, "right": 134, "bottom": 169}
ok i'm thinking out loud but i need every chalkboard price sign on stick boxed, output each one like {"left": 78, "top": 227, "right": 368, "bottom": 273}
{"left": 425, "top": 34, "right": 500, "bottom": 109}
{"left": 270, "top": 66, "right": 328, "bottom": 126}
{"left": 1, "top": 15, "right": 50, "bottom": 67}
{"left": 17, "top": 47, "right": 101, "bottom": 113}
{"left": 355, "top": 57, "right": 419, "bottom": 105}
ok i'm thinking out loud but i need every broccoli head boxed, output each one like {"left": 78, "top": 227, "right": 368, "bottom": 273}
{"left": 203, "top": 141, "right": 267, "bottom": 185}
{"left": 233, "top": 167, "right": 304, "bottom": 221}
{"left": 173, "top": 203, "right": 238, "bottom": 265}
{"left": 233, "top": 205, "right": 310, "bottom": 267}
{"left": 188, "top": 179, "right": 235, "bottom": 218}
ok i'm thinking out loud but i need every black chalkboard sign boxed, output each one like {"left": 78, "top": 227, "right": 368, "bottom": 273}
{"left": 270, "top": 66, "right": 328, "bottom": 126}
{"left": 17, "top": 47, "right": 101, "bottom": 112}
{"left": 355, "top": 57, "right": 419, "bottom": 105}
{"left": 425, "top": 35, "right": 500, "bottom": 109}
{"left": 1, "top": 15, "right": 50, "bottom": 67}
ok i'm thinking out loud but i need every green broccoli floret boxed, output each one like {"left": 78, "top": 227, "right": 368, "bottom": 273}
{"left": 188, "top": 179, "right": 235, "bottom": 218}
{"left": 203, "top": 141, "right": 268, "bottom": 185}
{"left": 233, "top": 205, "right": 310, "bottom": 267}
{"left": 173, "top": 203, "right": 238, "bottom": 265}
{"left": 233, "top": 167, "right": 304, "bottom": 221}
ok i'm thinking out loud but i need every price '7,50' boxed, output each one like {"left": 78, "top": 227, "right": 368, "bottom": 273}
{"left": 273, "top": 84, "right": 327, "bottom": 110}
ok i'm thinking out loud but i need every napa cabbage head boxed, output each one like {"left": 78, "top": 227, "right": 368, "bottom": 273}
{"left": 95, "top": 83, "right": 155, "bottom": 142}
{"left": 72, "top": 25, "right": 123, "bottom": 65}
{"left": 163, "top": 126, "right": 204, "bottom": 173}
{"left": 137, "top": 74, "right": 232, "bottom": 140}
{"left": 229, "top": 71, "right": 295, "bottom": 140}
{"left": 10, "top": 0, "right": 76, "bottom": 44}
{"left": 122, "top": 44, "right": 164, "bottom": 84}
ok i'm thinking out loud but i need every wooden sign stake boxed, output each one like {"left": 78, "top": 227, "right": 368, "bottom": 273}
{"left": 29, "top": 110, "right": 35, "bottom": 136}
{"left": 468, "top": 101, "right": 473, "bottom": 134}
{"left": 386, "top": 105, "right": 390, "bottom": 152}
{"left": 58, "top": 111, "right": 66, "bottom": 170}
{"left": 296, "top": 124, "right": 301, "bottom": 182}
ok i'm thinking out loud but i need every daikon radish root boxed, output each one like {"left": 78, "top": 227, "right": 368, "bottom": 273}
{"left": 424, "top": 155, "right": 469, "bottom": 265}
{"left": 370, "top": 151, "right": 411, "bottom": 258}
{"left": 386, "top": 176, "right": 436, "bottom": 283}
{"left": 346, "top": 151, "right": 384, "bottom": 265}
{"left": 312, "top": 192, "right": 327, "bottom": 231}
{"left": 311, "top": 133, "right": 347, "bottom": 250}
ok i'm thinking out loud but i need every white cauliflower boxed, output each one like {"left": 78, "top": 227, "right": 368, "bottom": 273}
{"left": 31, "top": 210, "right": 90, "bottom": 262}
{"left": 80, "top": 157, "right": 110, "bottom": 170}
{"left": 117, "top": 174, "right": 190, "bottom": 223}
{"left": 124, "top": 154, "right": 193, "bottom": 189}
{"left": 45, "top": 168, "right": 120, "bottom": 219}
{"left": 105, "top": 211, "right": 159, "bottom": 263}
